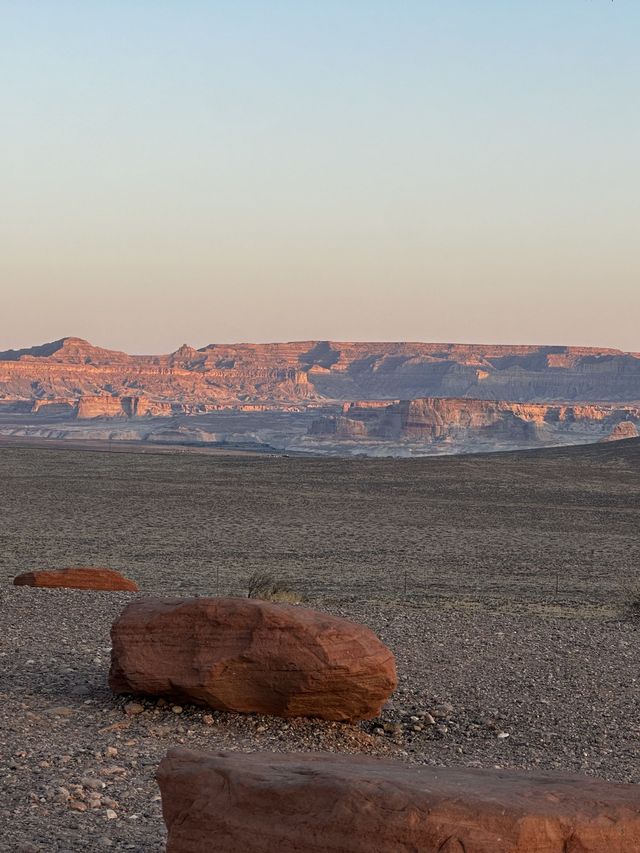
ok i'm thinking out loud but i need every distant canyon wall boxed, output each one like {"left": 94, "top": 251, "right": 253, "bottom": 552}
{"left": 308, "top": 398, "right": 640, "bottom": 449}
{"left": 1, "top": 337, "right": 640, "bottom": 412}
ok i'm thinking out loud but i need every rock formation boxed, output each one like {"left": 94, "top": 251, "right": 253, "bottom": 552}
{"left": 75, "top": 395, "right": 173, "bottom": 418}
{"left": 309, "top": 397, "right": 640, "bottom": 450}
{"left": 600, "top": 420, "right": 639, "bottom": 442}
{"left": 109, "top": 597, "right": 397, "bottom": 721}
{"left": 13, "top": 567, "right": 139, "bottom": 591}
{"left": 157, "top": 748, "right": 640, "bottom": 853}
{"left": 2, "top": 337, "right": 640, "bottom": 409}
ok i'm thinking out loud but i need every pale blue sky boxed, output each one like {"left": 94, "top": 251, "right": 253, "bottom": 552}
{"left": 1, "top": 1, "right": 638, "bottom": 352}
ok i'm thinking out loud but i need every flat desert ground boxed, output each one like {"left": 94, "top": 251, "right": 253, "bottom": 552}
{"left": 0, "top": 440, "right": 639, "bottom": 851}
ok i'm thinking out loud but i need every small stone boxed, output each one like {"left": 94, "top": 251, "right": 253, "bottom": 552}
{"left": 202, "top": 715, "right": 214, "bottom": 726}
{"left": 409, "top": 715, "right": 420, "bottom": 723}
{"left": 497, "top": 731, "right": 510, "bottom": 739}
{"left": 372, "top": 726, "right": 385, "bottom": 736}
{"left": 106, "top": 808, "right": 118, "bottom": 820}
{"left": 255, "top": 724, "right": 267, "bottom": 733}
{"left": 45, "top": 706, "right": 74, "bottom": 717}
{"left": 172, "top": 705, "right": 183, "bottom": 714}
{"left": 69, "top": 800, "right": 87, "bottom": 812}
{"left": 105, "top": 747, "right": 118, "bottom": 758}
{"left": 102, "top": 766, "right": 127, "bottom": 776}
{"left": 124, "top": 702, "right": 144, "bottom": 716}
{"left": 81, "top": 777, "right": 106, "bottom": 790}
{"left": 421, "top": 713, "right": 436, "bottom": 725}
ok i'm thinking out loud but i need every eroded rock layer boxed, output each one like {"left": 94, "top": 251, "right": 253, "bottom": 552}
{"left": 157, "top": 748, "right": 640, "bottom": 853}
{"left": 309, "top": 397, "right": 640, "bottom": 448}
{"left": 2, "top": 336, "right": 640, "bottom": 409}
{"left": 109, "top": 597, "right": 397, "bottom": 721}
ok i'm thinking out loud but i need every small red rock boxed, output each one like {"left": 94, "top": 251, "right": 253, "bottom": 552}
{"left": 109, "top": 597, "right": 396, "bottom": 721}
{"left": 157, "top": 748, "right": 640, "bottom": 853}
{"left": 13, "top": 567, "right": 138, "bottom": 592}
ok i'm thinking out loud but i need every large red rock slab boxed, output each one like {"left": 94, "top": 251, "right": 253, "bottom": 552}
{"left": 13, "top": 567, "right": 138, "bottom": 592}
{"left": 157, "top": 748, "right": 640, "bottom": 853}
{"left": 109, "top": 597, "right": 396, "bottom": 721}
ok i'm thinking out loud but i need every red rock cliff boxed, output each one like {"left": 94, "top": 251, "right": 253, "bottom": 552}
{"left": 1, "top": 337, "right": 640, "bottom": 409}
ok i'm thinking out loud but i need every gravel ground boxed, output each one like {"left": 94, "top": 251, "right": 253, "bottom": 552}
{"left": 1, "top": 443, "right": 639, "bottom": 608}
{"left": 0, "top": 587, "right": 638, "bottom": 852}
{"left": 0, "top": 443, "right": 638, "bottom": 851}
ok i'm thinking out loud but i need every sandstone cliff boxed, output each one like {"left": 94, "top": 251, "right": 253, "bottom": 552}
{"left": 599, "top": 420, "right": 639, "bottom": 442}
{"left": 1, "top": 337, "right": 640, "bottom": 411}
{"left": 309, "top": 397, "right": 640, "bottom": 451}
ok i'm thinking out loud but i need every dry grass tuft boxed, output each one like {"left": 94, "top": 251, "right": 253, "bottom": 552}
{"left": 246, "top": 570, "right": 303, "bottom": 604}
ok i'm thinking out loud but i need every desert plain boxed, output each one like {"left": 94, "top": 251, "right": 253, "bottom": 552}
{"left": 0, "top": 439, "right": 639, "bottom": 851}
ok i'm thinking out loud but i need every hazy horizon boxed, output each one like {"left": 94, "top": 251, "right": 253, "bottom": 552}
{"left": 3, "top": 2, "right": 639, "bottom": 352}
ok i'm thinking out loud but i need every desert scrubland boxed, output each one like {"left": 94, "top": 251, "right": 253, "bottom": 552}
{"left": 0, "top": 440, "right": 639, "bottom": 850}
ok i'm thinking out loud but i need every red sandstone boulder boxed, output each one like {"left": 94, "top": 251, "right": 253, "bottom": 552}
{"left": 109, "top": 597, "right": 396, "bottom": 721}
{"left": 13, "top": 567, "right": 138, "bottom": 592}
{"left": 157, "top": 748, "right": 640, "bottom": 853}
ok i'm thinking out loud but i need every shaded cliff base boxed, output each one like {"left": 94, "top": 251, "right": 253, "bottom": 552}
{"left": 1, "top": 397, "right": 638, "bottom": 457}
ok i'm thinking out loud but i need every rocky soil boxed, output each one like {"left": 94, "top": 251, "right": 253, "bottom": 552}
{"left": 0, "top": 589, "right": 638, "bottom": 852}
{"left": 0, "top": 442, "right": 638, "bottom": 851}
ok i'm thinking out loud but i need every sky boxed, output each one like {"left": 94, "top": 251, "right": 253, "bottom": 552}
{"left": 1, "top": 1, "right": 639, "bottom": 353}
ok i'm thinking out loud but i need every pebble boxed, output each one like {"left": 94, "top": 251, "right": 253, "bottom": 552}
{"left": 105, "top": 809, "right": 118, "bottom": 821}
{"left": 81, "top": 777, "right": 106, "bottom": 790}
{"left": 124, "top": 703, "right": 145, "bottom": 716}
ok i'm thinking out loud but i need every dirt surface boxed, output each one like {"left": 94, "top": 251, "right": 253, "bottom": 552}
{"left": 0, "top": 440, "right": 638, "bottom": 606}
{"left": 0, "top": 442, "right": 639, "bottom": 851}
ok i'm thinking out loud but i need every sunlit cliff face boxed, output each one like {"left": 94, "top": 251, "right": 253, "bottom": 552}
{"left": 1, "top": 338, "right": 640, "bottom": 409}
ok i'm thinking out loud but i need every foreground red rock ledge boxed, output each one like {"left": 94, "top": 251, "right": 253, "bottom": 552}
{"left": 109, "top": 597, "right": 396, "bottom": 721}
{"left": 13, "top": 566, "right": 139, "bottom": 592}
{"left": 157, "top": 749, "right": 640, "bottom": 853}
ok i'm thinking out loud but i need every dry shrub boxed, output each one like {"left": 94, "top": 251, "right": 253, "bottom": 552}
{"left": 246, "top": 570, "right": 303, "bottom": 604}
{"left": 625, "top": 579, "right": 640, "bottom": 618}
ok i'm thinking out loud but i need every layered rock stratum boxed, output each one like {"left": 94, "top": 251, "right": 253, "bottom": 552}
{"left": 2, "top": 336, "right": 640, "bottom": 454}
{"left": 309, "top": 397, "right": 640, "bottom": 452}
{"left": 2, "top": 336, "right": 640, "bottom": 409}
